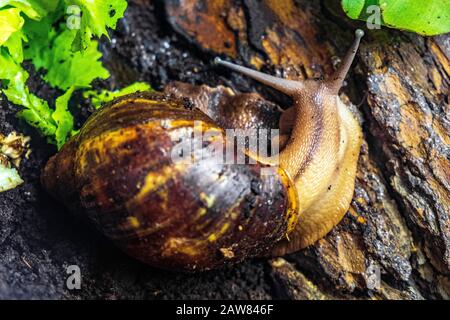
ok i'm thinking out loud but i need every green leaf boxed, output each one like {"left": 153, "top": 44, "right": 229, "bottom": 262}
{"left": 381, "top": 1, "right": 450, "bottom": 36}
{"left": 52, "top": 86, "right": 75, "bottom": 149}
{"left": 0, "top": 0, "right": 128, "bottom": 148}
{"left": 22, "top": 16, "right": 56, "bottom": 68}
{"left": 341, "top": 0, "right": 365, "bottom": 19}
{"left": 83, "top": 82, "right": 153, "bottom": 109}
{"left": 27, "top": 28, "right": 110, "bottom": 90}
{"left": 4, "top": 30, "right": 26, "bottom": 62}
{"left": 341, "top": 0, "right": 450, "bottom": 36}
{"left": 66, "top": 0, "right": 128, "bottom": 51}
{"left": 0, "top": 50, "right": 57, "bottom": 138}
{"left": 0, "top": 0, "right": 57, "bottom": 20}
{"left": 0, "top": 7, "right": 24, "bottom": 45}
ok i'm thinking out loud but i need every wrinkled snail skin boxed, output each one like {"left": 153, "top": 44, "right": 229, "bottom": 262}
{"left": 42, "top": 93, "right": 298, "bottom": 271}
{"left": 215, "top": 29, "right": 364, "bottom": 255}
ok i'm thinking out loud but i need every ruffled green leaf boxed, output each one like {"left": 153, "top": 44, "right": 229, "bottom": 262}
{"left": 52, "top": 86, "right": 75, "bottom": 149}
{"left": 66, "top": 0, "right": 127, "bottom": 51}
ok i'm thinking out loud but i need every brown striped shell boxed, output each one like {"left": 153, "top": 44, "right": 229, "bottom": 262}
{"left": 42, "top": 92, "right": 298, "bottom": 271}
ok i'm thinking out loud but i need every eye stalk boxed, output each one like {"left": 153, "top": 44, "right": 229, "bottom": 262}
{"left": 214, "top": 57, "right": 304, "bottom": 96}
{"left": 328, "top": 29, "right": 365, "bottom": 92}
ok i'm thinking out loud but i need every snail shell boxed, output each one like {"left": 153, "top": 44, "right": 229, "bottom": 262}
{"left": 42, "top": 92, "right": 298, "bottom": 271}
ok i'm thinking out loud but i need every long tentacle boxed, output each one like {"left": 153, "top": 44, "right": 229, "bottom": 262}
{"left": 214, "top": 57, "right": 302, "bottom": 96}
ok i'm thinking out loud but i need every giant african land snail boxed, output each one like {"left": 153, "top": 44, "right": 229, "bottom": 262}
{"left": 42, "top": 30, "right": 364, "bottom": 271}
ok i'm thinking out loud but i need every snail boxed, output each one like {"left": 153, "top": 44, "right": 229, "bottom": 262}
{"left": 42, "top": 29, "right": 364, "bottom": 271}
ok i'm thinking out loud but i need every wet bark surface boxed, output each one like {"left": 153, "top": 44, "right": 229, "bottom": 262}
{"left": 0, "top": 0, "right": 448, "bottom": 299}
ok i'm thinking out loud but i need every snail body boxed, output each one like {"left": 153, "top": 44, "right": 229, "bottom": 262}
{"left": 215, "top": 30, "right": 364, "bottom": 254}
{"left": 42, "top": 30, "right": 364, "bottom": 271}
